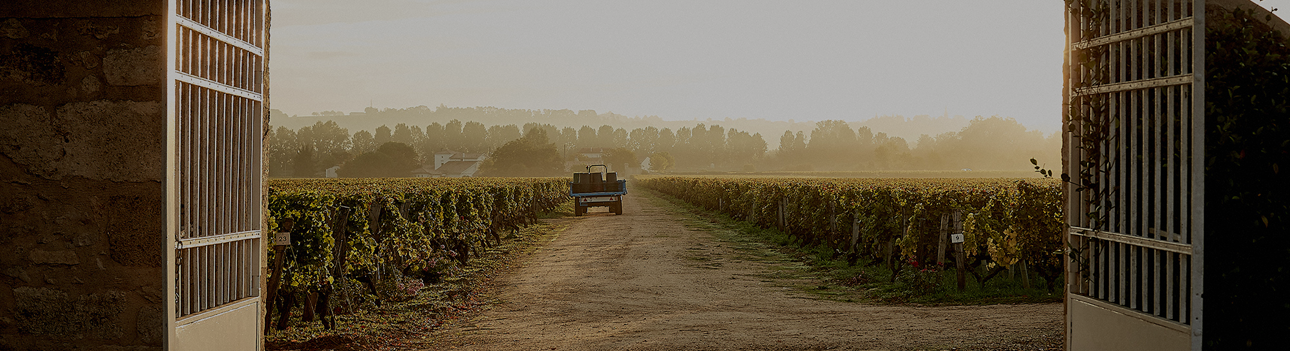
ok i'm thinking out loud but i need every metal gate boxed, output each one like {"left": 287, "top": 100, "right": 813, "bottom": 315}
{"left": 165, "top": 0, "right": 267, "bottom": 349}
{"left": 1064, "top": 0, "right": 1203, "bottom": 349}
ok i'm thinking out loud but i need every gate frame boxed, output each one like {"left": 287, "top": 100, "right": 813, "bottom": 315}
{"left": 163, "top": 0, "right": 269, "bottom": 349}
{"left": 1063, "top": 1, "right": 1204, "bottom": 349}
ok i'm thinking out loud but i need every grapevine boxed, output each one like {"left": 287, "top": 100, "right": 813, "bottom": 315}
{"left": 265, "top": 177, "right": 569, "bottom": 321}
{"left": 637, "top": 176, "right": 1064, "bottom": 290}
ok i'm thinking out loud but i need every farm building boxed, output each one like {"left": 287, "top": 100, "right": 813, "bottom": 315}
{"left": 417, "top": 150, "right": 484, "bottom": 177}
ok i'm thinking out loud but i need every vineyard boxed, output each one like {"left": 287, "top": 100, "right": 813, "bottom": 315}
{"left": 264, "top": 177, "right": 569, "bottom": 330}
{"left": 636, "top": 176, "right": 1065, "bottom": 293}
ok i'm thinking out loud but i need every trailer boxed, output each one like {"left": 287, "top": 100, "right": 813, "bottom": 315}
{"left": 569, "top": 165, "right": 626, "bottom": 216}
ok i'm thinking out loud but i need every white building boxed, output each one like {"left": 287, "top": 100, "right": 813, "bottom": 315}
{"left": 421, "top": 150, "right": 486, "bottom": 177}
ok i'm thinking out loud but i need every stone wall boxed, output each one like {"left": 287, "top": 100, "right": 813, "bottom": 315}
{"left": 1, "top": 2, "right": 168, "bottom": 350}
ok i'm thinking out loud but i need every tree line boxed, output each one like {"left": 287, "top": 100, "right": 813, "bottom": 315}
{"left": 775, "top": 117, "right": 1060, "bottom": 171}
{"left": 267, "top": 116, "right": 1057, "bottom": 177}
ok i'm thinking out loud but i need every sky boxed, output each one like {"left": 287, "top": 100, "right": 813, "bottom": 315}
{"left": 270, "top": 0, "right": 1290, "bottom": 133}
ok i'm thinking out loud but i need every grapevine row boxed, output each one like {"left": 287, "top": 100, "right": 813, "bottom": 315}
{"left": 264, "top": 177, "right": 569, "bottom": 327}
{"left": 636, "top": 176, "right": 1064, "bottom": 290}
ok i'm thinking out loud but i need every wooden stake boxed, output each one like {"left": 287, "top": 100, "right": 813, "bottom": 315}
{"left": 937, "top": 214, "right": 949, "bottom": 265}
{"left": 368, "top": 198, "right": 384, "bottom": 241}
{"left": 885, "top": 238, "right": 894, "bottom": 269}
{"left": 777, "top": 199, "right": 785, "bottom": 230}
{"left": 955, "top": 241, "right": 966, "bottom": 291}
{"left": 323, "top": 206, "right": 351, "bottom": 327}
{"left": 851, "top": 219, "right": 861, "bottom": 255}
{"left": 303, "top": 291, "right": 317, "bottom": 322}
{"left": 829, "top": 201, "right": 837, "bottom": 234}
{"left": 263, "top": 218, "right": 293, "bottom": 334}
{"left": 1021, "top": 261, "right": 1031, "bottom": 289}
{"left": 332, "top": 206, "right": 351, "bottom": 286}
{"left": 954, "top": 211, "right": 964, "bottom": 290}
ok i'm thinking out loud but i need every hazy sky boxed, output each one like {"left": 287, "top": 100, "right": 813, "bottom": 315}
{"left": 271, "top": 0, "right": 1290, "bottom": 132}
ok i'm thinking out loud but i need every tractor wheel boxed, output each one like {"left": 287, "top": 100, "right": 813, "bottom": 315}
{"left": 612, "top": 201, "right": 623, "bottom": 215}
{"left": 574, "top": 201, "right": 584, "bottom": 216}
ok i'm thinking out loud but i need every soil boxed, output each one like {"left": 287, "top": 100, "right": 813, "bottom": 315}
{"left": 421, "top": 191, "right": 1064, "bottom": 350}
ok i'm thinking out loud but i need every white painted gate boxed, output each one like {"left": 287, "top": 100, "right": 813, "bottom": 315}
{"left": 165, "top": 0, "right": 267, "bottom": 349}
{"left": 1064, "top": 0, "right": 1203, "bottom": 350}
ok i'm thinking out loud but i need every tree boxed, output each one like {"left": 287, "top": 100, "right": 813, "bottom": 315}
{"left": 337, "top": 142, "right": 420, "bottom": 178}
{"left": 424, "top": 122, "right": 446, "bottom": 151}
{"left": 656, "top": 128, "right": 675, "bottom": 154}
{"left": 307, "top": 121, "right": 351, "bottom": 156}
{"left": 486, "top": 124, "right": 522, "bottom": 150}
{"left": 462, "top": 121, "right": 488, "bottom": 152}
{"left": 647, "top": 152, "right": 675, "bottom": 172}
{"left": 409, "top": 126, "right": 431, "bottom": 163}
{"left": 727, "top": 129, "right": 766, "bottom": 166}
{"left": 374, "top": 125, "right": 392, "bottom": 146}
{"left": 444, "top": 119, "right": 463, "bottom": 150}
{"left": 777, "top": 130, "right": 807, "bottom": 163}
{"left": 267, "top": 126, "right": 299, "bottom": 177}
{"left": 293, "top": 144, "right": 317, "bottom": 177}
{"left": 558, "top": 126, "right": 578, "bottom": 157}
{"left": 806, "top": 120, "right": 858, "bottom": 168}
{"left": 306, "top": 121, "right": 351, "bottom": 170}
{"left": 873, "top": 133, "right": 911, "bottom": 169}
{"left": 577, "top": 125, "right": 597, "bottom": 149}
{"left": 611, "top": 128, "right": 628, "bottom": 149}
{"left": 392, "top": 123, "right": 413, "bottom": 145}
{"left": 672, "top": 127, "right": 695, "bottom": 168}
{"left": 478, "top": 129, "right": 563, "bottom": 177}
{"left": 603, "top": 147, "right": 638, "bottom": 172}
{"left": 628, "top": 126, "right": 659, "bottom": 156}
{"left": 351, "top": 130, "right": 376, "bottom": 155}
{"left": 597, "top": 125, "right": 615, "bottom": 148}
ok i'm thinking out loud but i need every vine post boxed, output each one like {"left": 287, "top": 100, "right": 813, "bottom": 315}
{"left": 937, "top": 214, "right": 949, "bottom": 265}
{"left": 264, "top": 218, "right": 294, "bottom": 334}
{"left": 952, "top": 210, "right": 965, "bottom": 291}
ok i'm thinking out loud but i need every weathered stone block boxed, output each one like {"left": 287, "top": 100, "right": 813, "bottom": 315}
{"left": 0, "top": 104, "right": 60, "bottom": 176}
{"left": 71, "top": 230, "right": 99, "bottom": 247}
{"left": 81, "top": 75, "right": 101, "bottom": 94}
{"left": 75, "top": 20, "right": 120, "bottom": 40}
{"left": 3, "top": 266, "right": 31, "bottom": 282}
{"left": 2, "top": 18, "right": 28, "bottom": 39}
{"left": 29, "top": 249, "right": 79, "bottom": 265}
{"left": 103, "top": 46, "right": 162, "bottom": 86}
{"left": 2, "top": 101, "right": 165, "bottom": 182}
{"left": 56, "top": 100, "right": 164, "bottom": 182}
{"left": 0, "top": 43, "right": 64, "bottom": 86}
{"left": 106, "top": 194, "right": 163, "bottom": 267}
{"left": 0, "top": 1, "right": 165, "bottom": 18}
{"left": 138, "top": 285, "right": 162, "bottom": 304}
{"left": 13, "top": 287, "right": 126, "bottom": 340}
{"left": 0, "top": 192, "right": 35, "bottom": 214}
{"left": 135, "top": 305, "right": 163, "bottom": 345}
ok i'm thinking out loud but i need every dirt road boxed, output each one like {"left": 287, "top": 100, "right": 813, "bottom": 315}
{"left": 425, "top": 191, "right": 1063, "bottom": 350}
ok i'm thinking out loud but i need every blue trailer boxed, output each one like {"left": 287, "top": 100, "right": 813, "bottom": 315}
{"left": 569, "top": 165, "right": 626, "bottom": 216}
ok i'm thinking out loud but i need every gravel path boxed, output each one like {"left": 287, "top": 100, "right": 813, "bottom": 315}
{"left": 423, "top": 191, "right": 1063, "bottom": 350}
